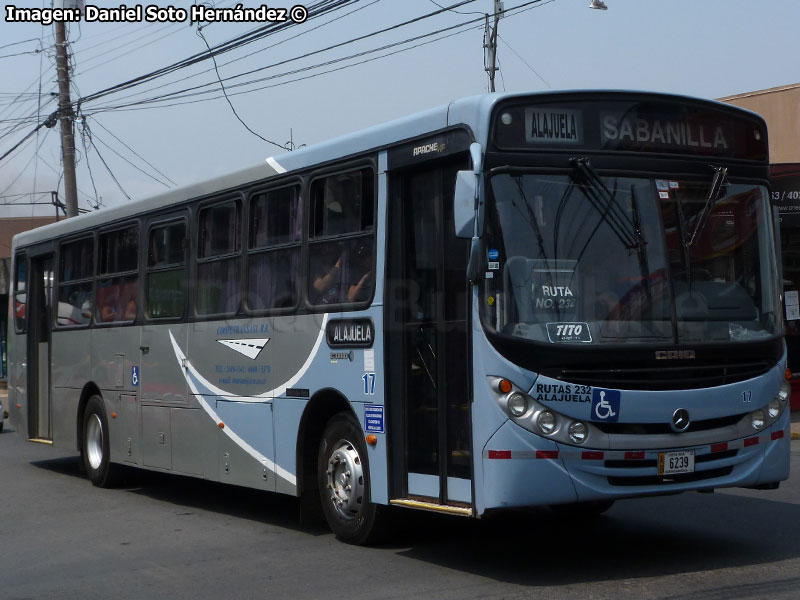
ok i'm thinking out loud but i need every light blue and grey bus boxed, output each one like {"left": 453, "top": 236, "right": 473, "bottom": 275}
{"left": 8, "top": 91, "right": 790, "bottom": 544}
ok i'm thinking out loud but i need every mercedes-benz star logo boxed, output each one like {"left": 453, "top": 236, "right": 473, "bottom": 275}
{"left": 671, "top": 408, "right": 691, "bottom": 433}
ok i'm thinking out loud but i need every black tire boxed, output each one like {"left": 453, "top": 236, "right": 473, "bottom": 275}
{"left": 81, "top": 395, "right": 119, "bottom": 487}
{"left": 551, "top": 500, "right": 615, "bottom": 518}
{"left": 317, "top": 412, "right": 385, "bottom": 545}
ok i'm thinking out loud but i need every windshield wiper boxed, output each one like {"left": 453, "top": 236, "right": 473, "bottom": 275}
{"left": 569, "top": 157, "right": 646, "bottom": 252}
{"left": 686, "top": 166, "right": 729, "bottom": 247}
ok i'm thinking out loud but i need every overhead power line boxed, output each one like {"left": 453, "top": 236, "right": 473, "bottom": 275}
{"left": 83, "top": 0, "right": 483, "bottom": 113}
{"left": 96, "top": 0, "right": 385, "bottom": 111}
{"left": 85, "top": 0, "right": 547, "bottom": 115}
{"left": 91, "top": 118, "right": 176, "bottom": 186}
{"left": 196, "top": 26, "right": 287, "bottom": 149}
{"left": 77, "top": 0, "right": 361, "bottom": 106}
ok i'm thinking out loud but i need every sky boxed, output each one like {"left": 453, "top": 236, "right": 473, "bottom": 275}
{"left": 1, "top": 0, "right": 799, "bottom": 217}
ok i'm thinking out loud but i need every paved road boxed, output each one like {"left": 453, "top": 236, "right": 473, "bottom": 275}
{"left": 1, "top": 426, "right": 799, "bottom": 600}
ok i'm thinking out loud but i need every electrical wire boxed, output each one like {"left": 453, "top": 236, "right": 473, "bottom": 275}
{"left": 77, "top": 0, "right": 360, "bottom": 106}
{"left": 86, "top": 133, "right": 131, "bottom": 200}
{"left": 427, "top": 0, "right": 486, "bottom": 16}
{"left": 0, "top": 38, "right": 41, "bottom": 51}
{"left": 78, "top": 119, "right": 102, "bottom": 209}
{"left": 91, "top": 117, "right": 176, "bottom": 186}
{"left": 91, "top": 19, "right": 485, "bottom": 113}
{"left": 0, "top": 128, "right": 52, "bottom": 196}
{"left": 90, "top": 126, "right": 173, "bottom": 189}
{"left": 0, "top": 121, "right": 50, "bottom": 164}
{"left": 72, "top": 0, "right": 241, "bottom": 63}
{"left": 0, "top": 50, "right": 42, "bottom": 60}
{"left": 101, "top": 0, "right": 385, "bottom": 109}
{"left": 196, "top": 25, "right": 287, "bottom": 149}
{"left": 87, "top": 0, "right": 548, "bottom": 114}
{"left": 85, "top": 0, "right": 486, "bottom": 112}
{"left": 498, "top": 32, "right": 551, "bottom": 89}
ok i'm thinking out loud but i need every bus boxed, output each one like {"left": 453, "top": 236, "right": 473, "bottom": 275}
{"left": 7, "top": 91, "right": 790, "bottom": 544}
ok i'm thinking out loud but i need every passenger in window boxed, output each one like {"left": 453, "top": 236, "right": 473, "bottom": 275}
{"left": 124, "top": 298, "right": 137, "bottom": 320}
{"left": 311, "top": 245, "right": 344, "bottom": 305}
{"left": 346, "top": 242, "right": 373, "bottom": 303}
{"left": 98, "top": 282, "right": 120, "bottom": 322}
{"left": 98, "top": 280, "right": 137, "bottom": 322}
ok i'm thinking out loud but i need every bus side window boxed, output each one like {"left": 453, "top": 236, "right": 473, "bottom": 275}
{"left": 308, "top": 169, "right": 375, "bottom": 307}
{"left": 247, "top": 185, "right": 302, "bottom": 311}
{"left": 13, "top": 254, "right": 27, "bottom": 332}
{"left": 196, "top": 199, "right": 241, "bottom": 316}
{"left": 57, "top": 237, "right": 94, "bottom": 328}
{"left": 96, "top": 225, "right": 139, "bottom": 324}
{"left": 146, "top": 221, "right": 187, "bottom": 319}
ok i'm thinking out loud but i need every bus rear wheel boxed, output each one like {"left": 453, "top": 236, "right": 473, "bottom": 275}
{"left": 82, "top": 395, "right": 119, "bottom": 487}
{"left": 317, "top": 412, "right": 384, "bottom": 545}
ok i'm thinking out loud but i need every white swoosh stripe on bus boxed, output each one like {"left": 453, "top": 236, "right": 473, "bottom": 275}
{"left": 169, "top": 314, "right": 328, "bottom": 401}
{"left": 166, "top": 315, "right": 328, "bottom": 485}
{"left": 168, "top": 330, "right": 296, "bottom": 485}
{"left": 266, "top": 156, "right": 286, "bottom": 173}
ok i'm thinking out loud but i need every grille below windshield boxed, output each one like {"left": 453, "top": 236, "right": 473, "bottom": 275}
{"left": 540, "top": 359, "right": 773, "bottom": 391}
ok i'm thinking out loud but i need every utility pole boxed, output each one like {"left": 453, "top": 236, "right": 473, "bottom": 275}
{"left": 54, "top": 14, "right": 79, "bottom": 217}
{"left": 484, "top": 0, "right": 503, "bottom": 92}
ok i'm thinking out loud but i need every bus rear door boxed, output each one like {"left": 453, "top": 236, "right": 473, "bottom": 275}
{"left": 26, "top": 250, "right": 54, "bottom": 441}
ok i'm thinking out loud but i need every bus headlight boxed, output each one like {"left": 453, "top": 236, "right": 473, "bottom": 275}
{"left": 568, "top": 421, "right": 587, "bottom": 444}
{"left": 768, "top": 399, "right": 781, "bottom": 419}
{"left": 537, "top": 411, "right": 557, "bottom": 435}
{"left": 507, "top": 392, "right": 529, "bottom": 417}
{"left": 750, "top": 409, "right": 766, "bottom": 430}
{"left": 777, "top": 380, "right": 791, "bottom": 403}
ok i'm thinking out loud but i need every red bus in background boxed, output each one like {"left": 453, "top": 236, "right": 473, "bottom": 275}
{"left": 772, "top": 163, "right": 800, "bottom": 411}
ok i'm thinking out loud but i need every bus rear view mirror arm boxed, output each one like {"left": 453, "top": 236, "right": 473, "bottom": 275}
{"left": 454, "top": 142, "right": 484, "bottom": 239}
{"left": 454, "top": 170, "right": 477, "bottom": 238}
{"left": 466, "top": 237, "right": 485, "bottom": 283}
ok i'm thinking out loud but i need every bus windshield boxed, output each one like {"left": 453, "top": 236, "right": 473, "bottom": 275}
{"left": 482, "top": 171, "right": 780, "bottom": 346}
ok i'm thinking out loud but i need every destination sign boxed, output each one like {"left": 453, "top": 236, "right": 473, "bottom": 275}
{"left": 326, "top": 318, "right": 374, "bottom": 348}
{"left": 492, "top": 95, "right": 768, "bottom": 161}
{"left": 525, "top": 108, "right": 583, "bottom": 144}
{"left": 600, "top": 112, "right": 731, "bottom": 154}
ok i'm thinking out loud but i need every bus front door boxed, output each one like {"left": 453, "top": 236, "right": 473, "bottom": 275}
{"left": 27, "top": 253, "right": 54, "bottom": 441}
{"left": 386, "top": 160, "right": 473, "bottom": 510}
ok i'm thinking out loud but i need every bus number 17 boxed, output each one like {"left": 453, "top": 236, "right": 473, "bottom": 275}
{"left": 363, "top": 373, "right": 376, "bottom": 395}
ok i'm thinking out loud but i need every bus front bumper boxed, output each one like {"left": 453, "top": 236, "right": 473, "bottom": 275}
{"left": 479, "top": 409, "right": 790, "bottom": 512}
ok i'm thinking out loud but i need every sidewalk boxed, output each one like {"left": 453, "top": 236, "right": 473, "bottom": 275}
{"left": 791, "top": 410, "right": 800, "bottom": 440}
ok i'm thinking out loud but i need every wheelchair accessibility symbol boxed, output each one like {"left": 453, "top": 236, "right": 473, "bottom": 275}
{"left": 591, "top": 388, "right": 620, "bottom": 422}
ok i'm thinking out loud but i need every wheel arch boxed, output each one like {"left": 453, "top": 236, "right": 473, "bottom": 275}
{"left": 76, "top": 381, "right": 102, "bottom": 452}
{"left": 296, "top": 388, "right": 355, "bottom": 498}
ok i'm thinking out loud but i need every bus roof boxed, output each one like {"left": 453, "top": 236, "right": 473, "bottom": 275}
{"left": 12, "top": 89, "right": 763, "bottom": 250}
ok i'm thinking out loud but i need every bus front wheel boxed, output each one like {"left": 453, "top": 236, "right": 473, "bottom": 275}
{"left": 317, "top": 412, "right": 383, "bottom": 545}
{"left": 82, "top": 395, "right": 119, "bottom": 487}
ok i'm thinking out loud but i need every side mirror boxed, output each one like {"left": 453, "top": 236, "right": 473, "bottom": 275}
{"left": 453, "top": 170, "right": 477, "bottom": 238}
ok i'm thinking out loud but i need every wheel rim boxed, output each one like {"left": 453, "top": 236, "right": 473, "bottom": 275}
{"left": 325, "top": 438, "right": 365, "bottom": 520}
{"left": 86, "top": 414, "right": 104, "bottom": 471}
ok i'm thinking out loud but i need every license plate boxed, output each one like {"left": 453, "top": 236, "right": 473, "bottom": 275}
{"left": 658, "top": 450, "right": 695, "bottom": 476}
